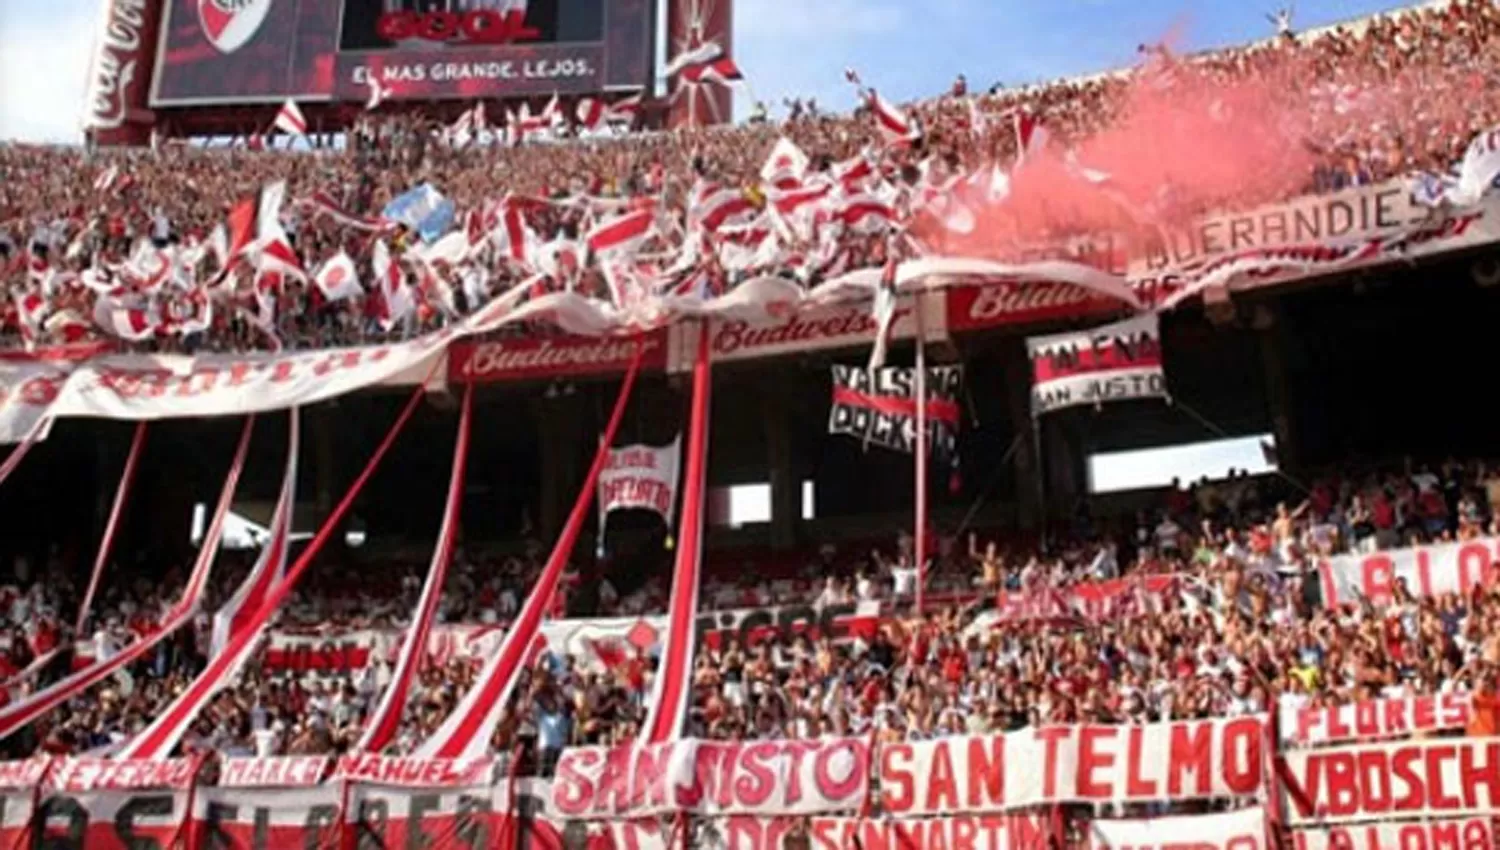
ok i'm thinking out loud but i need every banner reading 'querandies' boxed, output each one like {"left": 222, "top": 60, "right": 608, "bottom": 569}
{"left": 598, "top": 438, "right": 681, "bottom": 532}
{"left": 1027, "top": 314, "right": 1166, "bottom": 415}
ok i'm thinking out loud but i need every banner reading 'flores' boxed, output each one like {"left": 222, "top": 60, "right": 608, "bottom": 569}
{"left": 1027, "top": 314, "right": 1167, "bottom": 415}
{"left": 828, "top": 365, "right": 962, "bottom": 461}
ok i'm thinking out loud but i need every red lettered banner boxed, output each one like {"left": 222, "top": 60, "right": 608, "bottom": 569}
{"left": 219, "top": 757, "right": 330, "bottom": 788}
{"left": 333, "top": 754, "right": 494, "bottom": 788}
{"left": 1319, "top": 537, "right": 1500, "bottom": 608}
{"left": 1090, "top": 807, "right": 1267, "bottom": 850}
{"left": 1026, "top": 314, "right": 1166, "bottom": 415}
{"left": 598, "top": 438, "right": 681, "bottom": 529}
{"left": 1281, "top": 739, "right": 1500, "bottom": 825}
{"left": 1291, "top": 818, "right": 1496, "bottom": 850}
{"left": 552, "top": 737, "right": 872, "bottom": 818}
{"left": 983, "top": 576, "right": 1180, "bottom": 625}
{"left": 1278, "top": 693, "right": 1472, "bottom": 747}
{"left": 879, "top": 717, "right": 1266, "bottom": 817}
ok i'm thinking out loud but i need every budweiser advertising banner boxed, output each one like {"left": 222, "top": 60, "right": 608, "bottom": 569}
{"left": 552, "top": 717, "right": 1267, "bottom": 819}
{"left": 1089, "top": 807, "right": 1267, "bottom": 850}
{"left": 828, "top": 365, "right": 963, "bottom": 458}
{"left": 1277, "top": 692, "right": 1472, "bottom": 747}
{"left": 1319, "top": 536, "right": 1500, "bottom": 608}
{"left": 1292, "top": 818, "right": 1496, "bottom": 850}
{"left": 448, "top": 330, "right": 669, "bottom": 384}
{"left": 1280, "top": 738, "right": 1500, "bottom": 825}
{"left": 1027, "top": 314, "right": 1166, "bottom": 415}
{"left": 598, "top": 438, "right": 682, "bottom": 531}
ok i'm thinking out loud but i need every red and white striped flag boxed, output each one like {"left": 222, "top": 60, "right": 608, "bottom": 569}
{"left": 575, "top": 93, "right": 643, "bottom": 131}
{"left": 586, "top": 204, "right": 655, "bottom": 256}
{"left": 834, "top": 193, "right": 898, "bottom": 233}
{"left": 93, "top": 165, "right": 120, "bottom": 194}
{"left": 868, "top": 90, "right": 921, "bottom": 146}
{"left": 372, "top": 239, "right": 414, "bottom": 329}
{"left": 92, "top": 297, "right": 157, "bottom": 341}
{"left": 356, "top": 392, "right": 470, "bottom": 754}
{"left": 1015, "top": 111, "right": 1049, "bottom": 162}
{"left": 273, "top": 99, "right": 307, "bottom": 137}
{"left": 760, "top": 137, "right": 809, "bottom": 190}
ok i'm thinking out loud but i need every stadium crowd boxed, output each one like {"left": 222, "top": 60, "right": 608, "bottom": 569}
{"left": 3, "top": 454, "right": 1497, "bottom": 780}
{"left": 3, "top": 0, "right": 1500, "bottom": 353}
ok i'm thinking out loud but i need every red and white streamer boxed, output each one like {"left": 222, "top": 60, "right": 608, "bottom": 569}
{"left": 74, "top": 418, "right": 147, "bottom": 634}
{"left": 0, "top": 414, "right": 49, "bottom": 489}
{"left": 640, "top": 322, "right": 711, "bottom": 743}
{"left": 1, "top": 421, "right": 148, "bottom": 690}
{"left": 118, "top": 414, "right": 299, "bottom": 760}
{"left": 212, "top": 409, "right": 299, "bottom": 657}
{"left": 0, "top": 417, "right": 254, "bottom": 741}
{"left": 97, "top": 376, "right": 433, "bottom": 762}
{"left": 355, "top": 388, "right": 472, "bottom": 754}
{"left": 414, "top": 344, "right": 645, "bottom": 760}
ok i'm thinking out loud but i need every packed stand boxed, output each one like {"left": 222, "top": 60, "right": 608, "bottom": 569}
{"left": 4, "top": 1, "right": 1500, "bottom": 354}
{"left": 4, "top": 456, "right": 1496, "bottom": 797}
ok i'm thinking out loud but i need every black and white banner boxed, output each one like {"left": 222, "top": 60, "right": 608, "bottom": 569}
{"left": 598, "top": 438, "right": 682, "bottom": 531}
{"left": 1027, "top": 314, "right": 1166, "bottom": 415}
{"left": 828, "top": 365, "right": 962, "bottom": 459}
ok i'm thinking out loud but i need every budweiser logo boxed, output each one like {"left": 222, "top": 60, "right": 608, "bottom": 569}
{"left": 461, "top": 337, "right": 652, "bottom": 378}
{"left": 964, "top": 283, "right": 1094, "bottom": 322}
{"left": 712, "top": 308, "right": 905, "bottom": 357}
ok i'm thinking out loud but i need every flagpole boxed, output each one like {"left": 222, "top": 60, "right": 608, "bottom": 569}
{"left": 914, "top": 293, "right": 928, "bottom": 616}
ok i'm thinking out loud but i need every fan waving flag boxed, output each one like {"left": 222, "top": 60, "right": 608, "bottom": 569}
{"left": 273, "top": 99, "right": 307, "bottom": 137}
{"left": 869, "top": 90, "right": 921, "bottom": 146}
{"left": 586, "top": 205, "right": 655, "bottom": 256}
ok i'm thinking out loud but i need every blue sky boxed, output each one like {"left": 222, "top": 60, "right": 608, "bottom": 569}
{"left": 1, "top": 0, "right": 1413, "bottom": 142}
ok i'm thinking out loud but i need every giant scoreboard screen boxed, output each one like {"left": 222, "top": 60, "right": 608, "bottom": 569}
{"left": 150, "top": 0, "right": 653, "bottom": 106}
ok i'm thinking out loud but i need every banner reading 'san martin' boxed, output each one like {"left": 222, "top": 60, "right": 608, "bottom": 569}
{"left": 828, "top": 365, "right": 962, "bottom": 459}
{"left": 1027, "top": 314, "right": 1166, "bottom": 415}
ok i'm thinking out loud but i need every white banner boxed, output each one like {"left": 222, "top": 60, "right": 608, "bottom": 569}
{"left": 0, "top": 358, "right": 66, "bottom": 443}
{"left": 1292, "top": 818, "right": 1496, "bottom": 850}
{"left": 599, "top": 437, "right": 682, "bottom": 531}
{"left": 1090, "top": 808, "right": 1267, "bottom": 850}
{"left": 1319, "top": 537, "right": 1500, "bottom": 608}
{"left": 1281, "top": 739, "right": 1500, "bottom": 825}
{"left": 1278, "top": 692, "right": 1472, "bottom": 747}
{"left": 552, "top": 717, "right": 1268, "bottom": 820}
{"left": 1026, "top": 314, "right": 1166, "bottom": 415}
